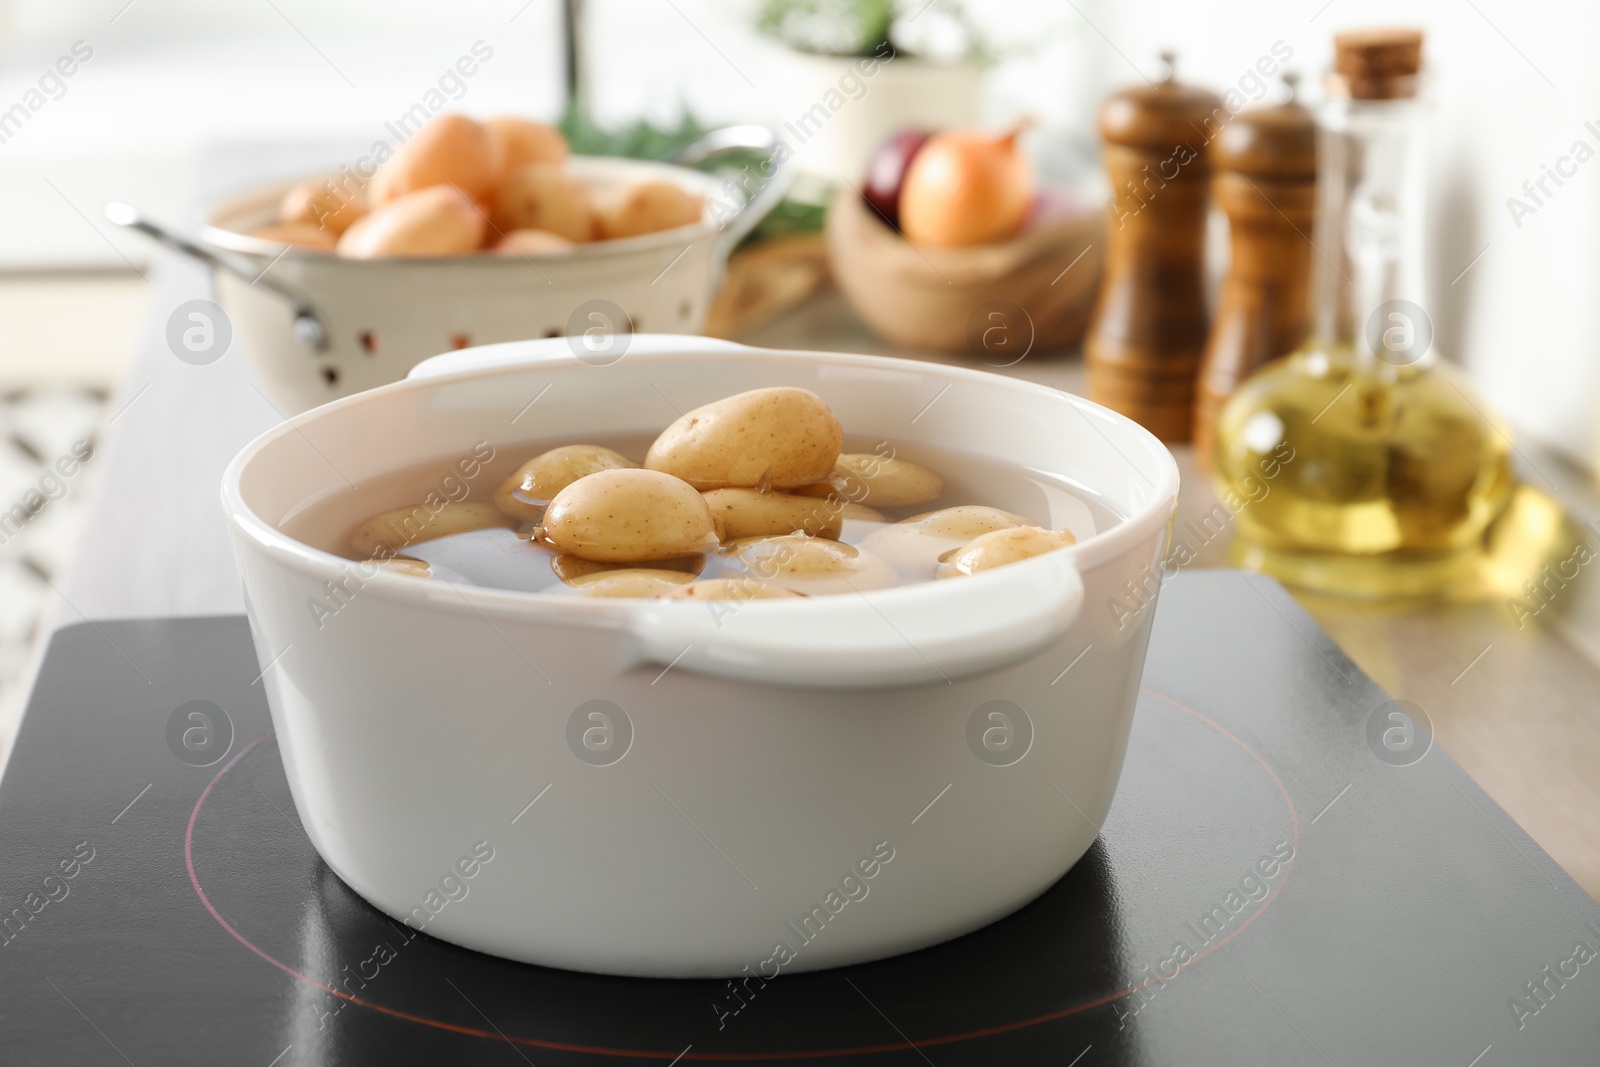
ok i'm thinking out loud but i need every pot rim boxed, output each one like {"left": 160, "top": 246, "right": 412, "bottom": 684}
{"left": 221, "top": 339, "right": 1178, "bottom": 625}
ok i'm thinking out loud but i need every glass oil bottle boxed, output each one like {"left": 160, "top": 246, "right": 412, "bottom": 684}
{"left": 1211, "top": 29, "right": 1514, "bottom": 597}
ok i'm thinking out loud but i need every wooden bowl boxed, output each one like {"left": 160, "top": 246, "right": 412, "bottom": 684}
{"left": 826, "top": 186, "right": 1103, "bottom": 357}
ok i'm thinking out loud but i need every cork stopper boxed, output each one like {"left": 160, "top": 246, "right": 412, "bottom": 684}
{"left": 1212, "top": 74, "right": 1317, "bottom": 178}
{"left": 1332, "top": 28, "right": 1424, "bottom": 100}
{"left": 1099, "top": 51, "right": 1226, "bottom": 151}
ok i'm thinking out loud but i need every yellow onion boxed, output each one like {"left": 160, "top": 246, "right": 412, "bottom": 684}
{"left": 899, "top": 119, "right": 1035, "bottom": 247}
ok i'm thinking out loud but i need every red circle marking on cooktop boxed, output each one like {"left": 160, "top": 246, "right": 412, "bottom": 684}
{"left": 187, "top": 687, "right": 1300, "bottom": 1061}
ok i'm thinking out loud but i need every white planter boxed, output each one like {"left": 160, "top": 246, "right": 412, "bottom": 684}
{"left": 768, "top": 48, "right": 983, "bottom": 182}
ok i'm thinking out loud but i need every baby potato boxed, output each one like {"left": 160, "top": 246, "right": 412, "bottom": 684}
{"left": 861, "top": 505, "right": 1036, "bottom": 575}
{"left": 496, "top": 444, "right": 637, "bottom": 521}
{"left": 904, "top": 505, "right": 1035, "bottom": 540}
{"left": 841, "top": 502, "right": 889, "bottom": 522}
{"left": 568, "top": 569, "right": 695, "bottom": 598}
{"left": 493, "top": 163, "right": 594, "bottom": 242}
{"left": 725, "top": 534, "right": 897, "bottom": 596}
{"left": 484, "top": 117, "right": 569, "bottom": 179}
{"left": 939, "top": 526, "right": 1078, "bottom": 578}
{"left": 659, "top": 578, "right": 803, "bottom": 601}
{"left": 551, "top": 555, "right": 626, "bottom": 583}
{"left": 540, "top": 469, "right": 718, "bottom": 562}
{"left": 351, "top": 501, "right": 512, "bottom": 557}
{"left": 368, "top": 557, "right": 433, "bottom": 578}
{"left": 646, "top": 387, "right": 842, "bottom": 491}
{"left": 493, "top": 229, "right": 574, "bottom": 255}
{"left": 368, "top": 113, "right": 497, "bottom": 206}
{"left": 248, "top": 222, "right": 337, "bottom": 250}
{"left": 337, "top": 186, "right": 485, "bottom": 258}
{"left": 593, "top": 180, "right": 704, "bottom": 240}
{"left": 551, "top": 553, "right": 703, "bottom": 583}
{"left": 278, "top": 179, "right": 366, "bottom": 235}
{"left": 798, "top": 453, "right": 944, "bottom": 508}
{"left": 702, "top": 488, "right": 843, "bottom": 541}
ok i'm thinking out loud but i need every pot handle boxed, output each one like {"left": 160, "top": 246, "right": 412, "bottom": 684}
{"left": 671, "top": 125, "right": 794, "bottom": 274}
{"left": 104, "top": 202, "right": 330, "bottom": 352}
{"left": 627, "top": 553, "right": 1086, "bottom": 691}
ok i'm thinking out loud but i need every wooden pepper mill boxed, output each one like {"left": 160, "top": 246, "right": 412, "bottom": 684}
{"left": 1193, "top": 73, "right": 1317, "bottom": 471}
{"left": 1086, "top": 53, "right": 1222, "bottom": 442}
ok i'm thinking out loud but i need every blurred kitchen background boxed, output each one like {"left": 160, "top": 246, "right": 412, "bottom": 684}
{"left": 0, "top": 0, "right": 1596, "bottom": 725}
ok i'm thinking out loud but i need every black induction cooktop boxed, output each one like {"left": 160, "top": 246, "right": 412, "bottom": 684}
{"left": 1, "top": 570, "right": 1596, "bottom": 1065}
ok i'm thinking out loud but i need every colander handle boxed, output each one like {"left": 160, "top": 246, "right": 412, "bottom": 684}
{"left": 671, "top": 125, "right": 795, "bottom": 271}
{"left": 104, "top": 203, "right": 329, "bottom": 352}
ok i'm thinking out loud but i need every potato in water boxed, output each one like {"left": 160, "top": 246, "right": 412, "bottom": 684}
{"left": 908, "top": 506, "right": 1035, "bottom": 540}
{"left": 496, "top": 444, "right": 637, "bottom": 521}
{"left": 861, "top": 505, "right": 1034, "bottom": 573}
{"left": 338, "top": 186, "right": 486, "bottom": 258}
{"left": 646, "top": 387, "right": 842, "bottom": 491}
{"left": 702, "top": 488, "right": 843, "bottom": 541}
{"left": 724, "top": 534, "right": 897, "bottom": 596}
{"left": 939, "top": 526, "right": 1076, "bottom": 578}
{"left": 351, "top": 501, "right": 512, "bottom": 557}
{"left": 540, "top": 469, "right": 718, "bottom": 562}
{"left": 568, "top": 569, "right": 695, "bottom": 598}
{"left": 841, "top": 502, "right": 889, "bottom": 522}
{"left": 659, "top": 578, "right": 803, "bottom": 601}
{"left": 551, "top": 554, "right": 703, "bottom": 583}
{"left": 369, "top": 557, "right": 433, "bottom": 579}
{"left": 798, "top": 453, "right": 944, "bottom": 509}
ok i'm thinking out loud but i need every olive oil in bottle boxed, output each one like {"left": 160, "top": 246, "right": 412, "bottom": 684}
{"left": 1212, "top": 29, "right": 1513, "bottom": 596}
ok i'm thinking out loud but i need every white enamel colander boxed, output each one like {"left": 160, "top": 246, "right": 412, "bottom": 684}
{"left": 109, "top": 126, "right": 790, "bottom": 414}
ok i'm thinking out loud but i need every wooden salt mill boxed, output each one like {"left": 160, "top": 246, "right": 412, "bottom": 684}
{"left": 1086, "top": 53, "right": 1222, "bottom": 442}
{"left": 1193, "top": 73, "right": 1317, "bottom": 471}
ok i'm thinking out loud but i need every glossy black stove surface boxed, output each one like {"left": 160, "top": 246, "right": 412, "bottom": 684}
{"left": 1, "top": 571, "right": 1596, "bottom": 1065}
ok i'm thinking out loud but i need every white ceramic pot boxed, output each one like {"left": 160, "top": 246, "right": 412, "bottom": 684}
{"left": 221, "top": 336, "right": 1177, "bottom": 978}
